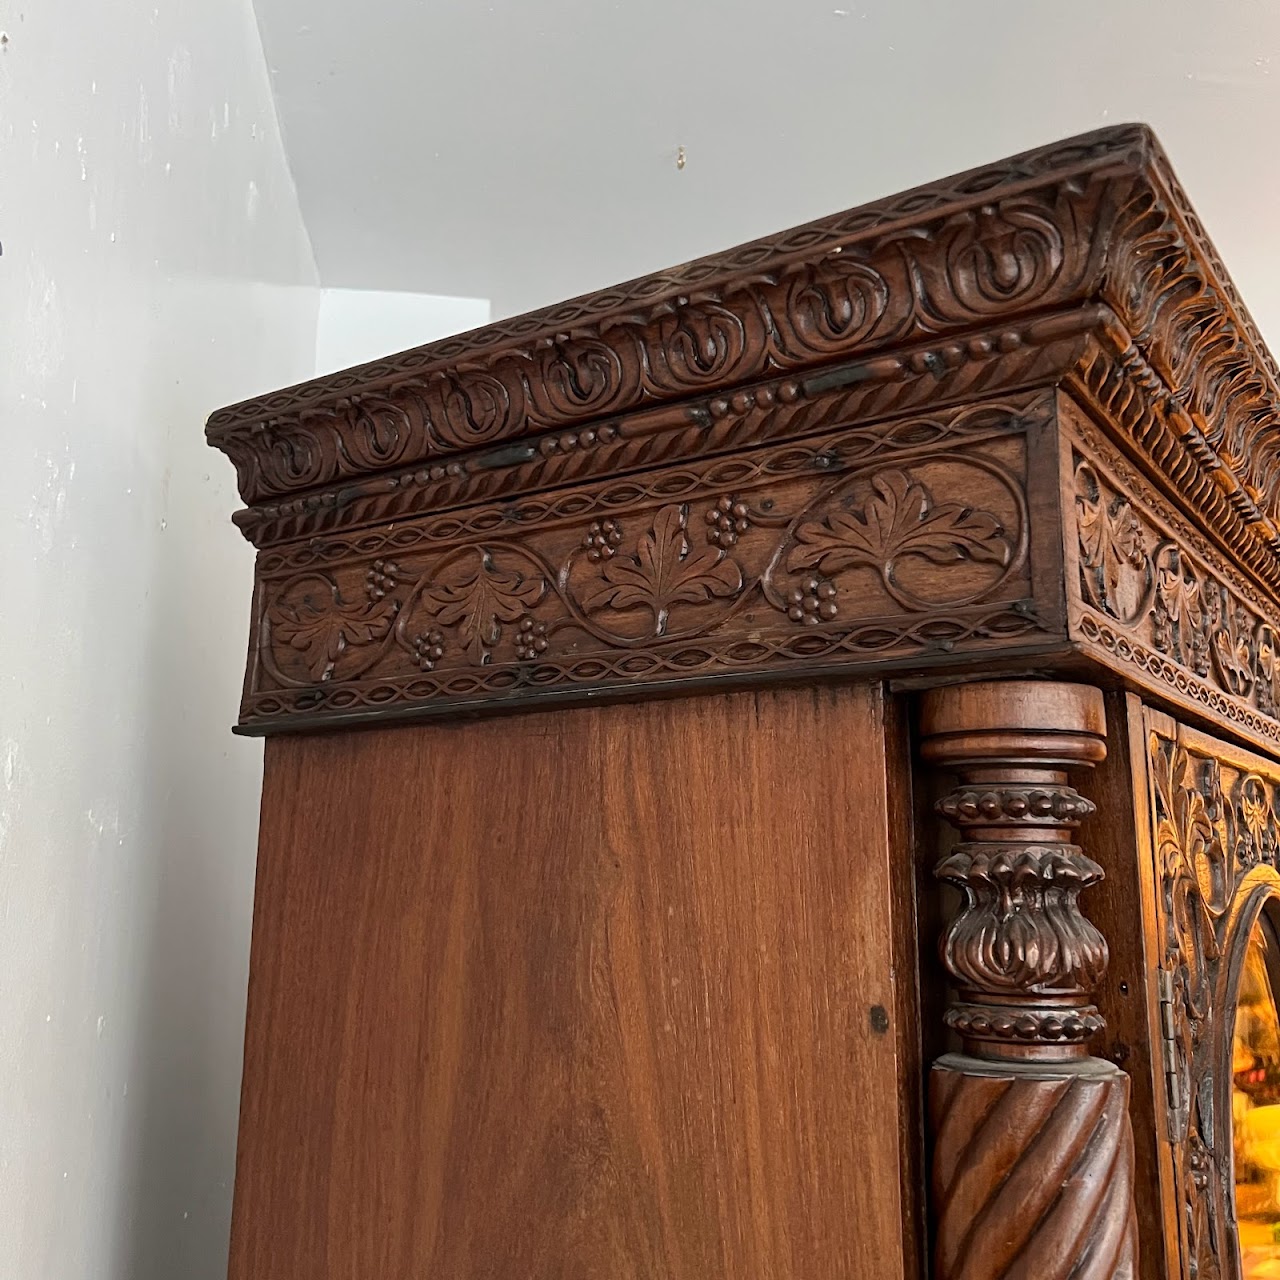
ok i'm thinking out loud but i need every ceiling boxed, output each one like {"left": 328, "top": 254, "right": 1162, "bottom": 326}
{"left": 254, "top": 0, "right": 1280, "bottom": 334}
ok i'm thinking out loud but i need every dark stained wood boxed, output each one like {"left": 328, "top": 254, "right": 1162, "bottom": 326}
{"left": 1082, "top": 692, "right": 1169, "bottom": 1279}
{"left": 206, "top": 125, "right": 1280, "bottom": 741}
{"left": 920, "top": 680, "right": 1139, "bottom": 1278}
{"left": 207, "top": 127, "right": 1280, "bottom": 1280}
{"left": 229, "top": 685, "right": 913, "bottom": 1279}
{"left": 1129, "top": 709, "right": 1280, "bottom": 1279}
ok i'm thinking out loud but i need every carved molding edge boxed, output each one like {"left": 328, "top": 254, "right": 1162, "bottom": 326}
{"left": 208, "top": 128, "right": 1130, "bottom": 505}
{"left": 1063, "top": 396, "right": 1280, "bottom": 752}
{"left": 1142, "top": 714, "right": 1280, "bottom": 1280}
{"left": 207, "top": 124, "right": 1280, "bottom": 606}
{"left": 235, "top": 310, "right": 1096, "bottom": 550}
{"left": 921, "top": 680, "right": 1139, "bottom": 1279}
{"left": 239, "top": 397, "right": 1061, "bottom": 732}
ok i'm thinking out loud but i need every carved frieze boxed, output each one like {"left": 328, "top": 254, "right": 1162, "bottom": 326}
{"left": 207, "top": 125, "right": 1280, "bottom": 734}
{"left": 210, "top": 125, "right": 1280, "bottom": 599}
{"left": 241, "top": 398, "right": 1054, "bottom": 730}
{"left": 1065, "top": 402, "right": 1280, "bottom": 751}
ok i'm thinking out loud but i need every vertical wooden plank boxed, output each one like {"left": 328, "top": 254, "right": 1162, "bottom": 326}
{"left": 1088, "top": 692, "right": 1171, "bottom": 1279}
{"left": 1128, "top": 703, "right": 1198, "bottom": 1280}
{"left": 228, "top": 685, "right": 909, "bottom": 1279}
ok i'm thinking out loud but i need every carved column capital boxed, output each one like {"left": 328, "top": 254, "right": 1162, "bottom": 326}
{"left": 920, "top": 680, "right": 1138, "bottom": 1279}
{"left": 922, "top": 681, "right": 1110, "bottom": 1063}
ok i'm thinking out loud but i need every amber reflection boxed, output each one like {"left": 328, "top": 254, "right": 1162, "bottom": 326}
{"left": 1233, "top": 916, "right": 1280, "bottom": 1276}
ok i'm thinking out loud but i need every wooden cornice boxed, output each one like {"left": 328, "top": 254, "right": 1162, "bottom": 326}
{"left": 207, "top": 125, "right": 1280, "bottom": 735}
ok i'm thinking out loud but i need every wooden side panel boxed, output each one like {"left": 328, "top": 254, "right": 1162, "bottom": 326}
{"left": 228, "top": 685, "right": 912, "bottom": 1280}
{"left": 1087, "top": 692, "right": 1169, "bottom": 1279}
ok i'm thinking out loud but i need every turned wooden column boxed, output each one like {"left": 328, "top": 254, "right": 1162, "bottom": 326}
{"left": 921, "top": 680, "right": 1138, "bottom": 1279}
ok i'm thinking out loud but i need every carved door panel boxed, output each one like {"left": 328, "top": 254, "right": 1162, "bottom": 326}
{"left": 1134, "top": 704, "right": 1280, "bottom": 1280}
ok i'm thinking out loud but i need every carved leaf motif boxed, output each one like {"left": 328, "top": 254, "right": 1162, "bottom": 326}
{"left": 1259, "top": 627, "right": 1280, "bottom": 716}
{"left": 1077, "top": 493, "right": 1146, "bottom": 612}
{"left": 1153, "top": 745, "right": 1224, "bottom": 917}
{"left": 935, "top": 846, "right": 1108, "bottom": 994}
{"left": 1156, "top": 562, "right": 1203, "bottom": 629}
{"left": 944, "top": 201, "right": 1066, "bottom": 312}
{"left": 787, "top": 257, "right": 890, "bottom": 354}
{"left": 1143, "top": 730, "right": 1280, "bottom": 1280}
{"left": 1238, "top": 775, "right": 1271, "bottom": 864}
{"left": 271, "top": 592, "right": 397, "bottom": 682}
{"left": 1152, "top": 555, "right": 1203, "bottom": 658}
{"left": 1150, "top": 742, "right": 1222, "bottom": 1100}
{"left": 787, "top": 470, "right": 1010, "bottom": 578}
{"left": 581, "top": 503, "right": 741, "bottom": 635}
{"left": 424, "top": 550, "right": 545, "bottom": 664}
{"left": 1211, "top": 607, "right": 1255, "bottom": 698}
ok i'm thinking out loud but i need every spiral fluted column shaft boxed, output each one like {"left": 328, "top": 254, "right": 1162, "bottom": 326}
{"left": 921, "top": 681, "right": 1137, "bottom": 1280}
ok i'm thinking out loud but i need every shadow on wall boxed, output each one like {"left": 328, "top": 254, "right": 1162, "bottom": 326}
{"left": 116, "top": 281, "right": 316, "bottom": 1280}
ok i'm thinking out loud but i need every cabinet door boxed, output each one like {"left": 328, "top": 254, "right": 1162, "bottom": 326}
{"left": 1133, "top": 704, "right": 1280, "bottom": 1280}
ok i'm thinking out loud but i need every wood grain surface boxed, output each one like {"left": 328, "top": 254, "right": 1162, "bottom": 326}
{"left": 228, "top": 685, "right": 913, "bottom": 1279}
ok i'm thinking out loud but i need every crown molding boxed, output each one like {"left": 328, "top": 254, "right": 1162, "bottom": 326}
{"left": 207, "top": 125, "right": 1280, "bottom": 733}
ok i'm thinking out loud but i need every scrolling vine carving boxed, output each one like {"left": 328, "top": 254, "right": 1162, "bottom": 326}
{"left": 246, "top": 410, "right": 1041, "bottom": 728}
{"left": 1145, "top": 720, "right": 1280, "bottom": 1280}
{"left": 582, "top": 505, "right": 741, "bottom": 636}
{"left": 209, "top": 124, "right": 1280, "bottom": 623}
{"left": 207, "top": 126, "right": 1280, "bottom": 739}
{"left": 1068, "top": 418, "right": 1280, "bottom": 750}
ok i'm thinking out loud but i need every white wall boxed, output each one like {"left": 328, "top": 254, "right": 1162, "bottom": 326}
{"left": 316, "top": 288, "right": 489, "bottom": 374}
{"left": 0, "top": 2, "right": 319, "bottom": 1278}
{"left": 255, "top": 0, "right": 1280, "bottom": 327}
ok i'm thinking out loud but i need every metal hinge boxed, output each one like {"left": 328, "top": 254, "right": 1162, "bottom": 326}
{"left": 1158, "top": 968, "right": 1188, "bottom": 1141}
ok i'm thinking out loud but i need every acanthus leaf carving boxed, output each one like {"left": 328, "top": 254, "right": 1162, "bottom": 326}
{"left": 1153, "top": 549, "right": 1203, "bottom": 658}
{"left": 936, "top": 843, "right": 1109, "bottom": 995}
{"left": 1076, "top": 461, "right": 1148, "bottom": 620}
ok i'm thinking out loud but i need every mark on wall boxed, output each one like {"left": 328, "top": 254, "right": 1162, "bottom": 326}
{"left": 0, "top": 739, "right": 21, "bottom": 851}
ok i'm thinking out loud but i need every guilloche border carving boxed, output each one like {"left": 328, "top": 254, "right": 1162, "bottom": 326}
{"left": 238, "top": 396, "right": 1061, "bottom": 732}
{"left": 234, "top": 309, "right": 1097, "bottom": 550}
{"left": 206, "top": 125, "right": 1280, "bottom": 733}
{"left": 208, "top": 129, "right": 1128, "bottom": 506}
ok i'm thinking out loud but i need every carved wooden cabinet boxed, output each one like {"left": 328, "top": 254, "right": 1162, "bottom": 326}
{"left": 208, "top": 126, "right": 1280, "bottom": 1278}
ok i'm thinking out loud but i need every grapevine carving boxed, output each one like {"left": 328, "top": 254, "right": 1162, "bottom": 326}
{"left": 419, "top": 550, "right": 545, "bottom": 664}
{"left": 251, "top": 430, "right": 1033, "bottom": 724}
{"left": 788, "top": 469, "right": 1011, "bottom": 610}
{"left": 267, "top": 577, "right": 398, "bottom": 683}
{"left": 581, "top": 504, "right": 741, "bottom": 636}
{"left": 208, "top": 124, "right": 1280, "bottom": 643}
